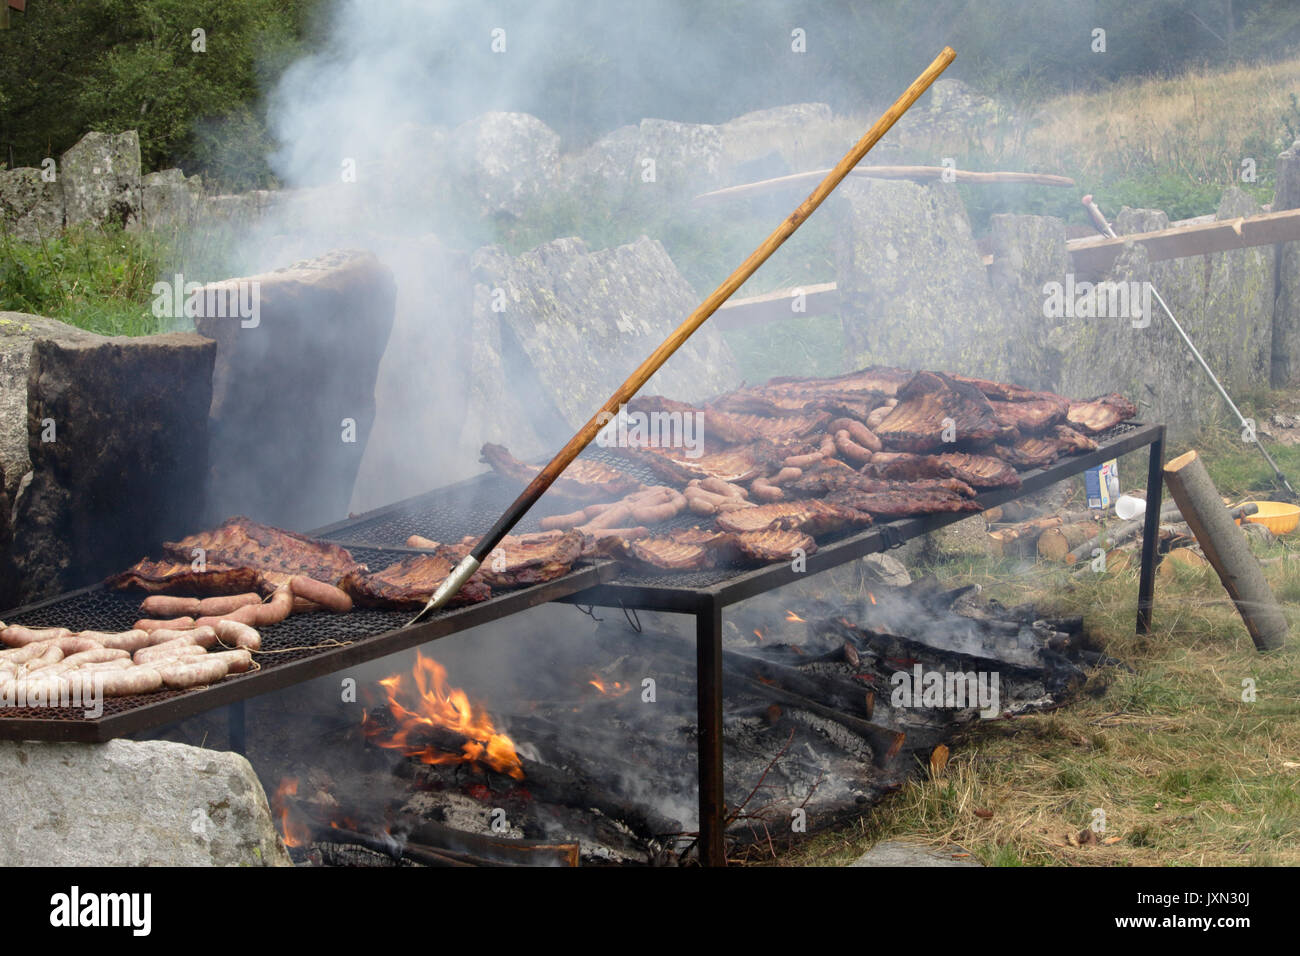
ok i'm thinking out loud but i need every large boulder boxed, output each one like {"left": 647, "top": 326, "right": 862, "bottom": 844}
{"left": 58, "top": 130, "right": 142, "bottom": 229}
{"left": 140, "top": 168, "right": 203, "bottom": 232}
{"left": 1273, "top": 138, "right": 1300, "bottom": 385}
{"left": 717, "top": 103, "right": 835, "bottom": 174}
{"left": 0, "top": 739, "right": 291, "bottom": 866}
{"left": 446, "top": 112, "right": 560, "bottom": 220}
{"left": 985, "top": 212, "right": 1072, "bottom": 391}
{"left": 1050, "top": 189, "right": 1273, "bottom": 433}
{"left": 562, "top": 118, "right": 725, "bottom": 197}
{"left": 464, "top": 236, "right": 741, "bottom": 451}
{"left": 0, "top": 166, "right": 64, "bottom": 241}
{"left": 1, "top": 313, "right": 214, "bottom": 607}
{"left": 197, "top": 250, "right": 396, "bottom": 531}
{"left": 833, "top": 178, "right": 1005, "bottom": 378}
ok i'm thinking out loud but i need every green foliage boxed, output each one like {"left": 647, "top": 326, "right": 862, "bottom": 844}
{"left": 0, "top": 226, "right": 168, "bottom": 336}
{"left": 0, "top": 0, "right": 314, "bottom": 189}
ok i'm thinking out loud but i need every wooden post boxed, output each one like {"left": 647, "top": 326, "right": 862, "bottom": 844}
{"left": 1163, "top": 450, "right": 1288, "bottom": 651}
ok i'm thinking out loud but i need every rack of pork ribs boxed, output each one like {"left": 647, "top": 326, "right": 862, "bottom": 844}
{"left": 107, "top": 368, "right": 1134, "bottom": 608}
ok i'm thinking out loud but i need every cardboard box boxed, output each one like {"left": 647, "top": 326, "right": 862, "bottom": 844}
{"left": 1086, "top": 459, "right": 1119, "bottom": 510}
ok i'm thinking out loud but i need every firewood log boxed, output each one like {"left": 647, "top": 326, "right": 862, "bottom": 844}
{"left": 1163, "top": 450, "right": 1287, "bottom": 651}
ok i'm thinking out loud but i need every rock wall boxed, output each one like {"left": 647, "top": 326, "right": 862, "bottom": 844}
{"left": 833, "top": 178, "right": 1006, "bottom": 379}
{"left": 0, "top": 739, "right": 290, "bottom": 866}
{"left": 1, "top": 313, "right": 214, "bottom": 607}
{"left": 462, "top": 236, "right": 742, "bottom": 463}
{"left": 197, "top": 250, "right": 396, "bottom": 532}
{"left": 977, "top": 190, "right": 1273, "bottom": 435}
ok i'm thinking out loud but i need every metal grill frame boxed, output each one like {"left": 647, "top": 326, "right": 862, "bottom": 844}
{"left": 0, "top": 421, "right": 1165, "bottom": 867}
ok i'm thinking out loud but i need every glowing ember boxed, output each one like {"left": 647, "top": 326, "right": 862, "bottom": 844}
{"left": 785, "top": 610, "right": 805, "bottom": 623}
{"left": 753, "top": 628, "right": 764, "bottom": 641}
{"left": 363, "top": 650, "right": 524, "bottom": 780}
{"left": 272, "top": 777, "right": 311, "bottom": 848}
{"left": 589, "top": 675, "right": 631, "bottom": 697}
{"left": 868, "top": 592, "right": 877, "bottom": 605}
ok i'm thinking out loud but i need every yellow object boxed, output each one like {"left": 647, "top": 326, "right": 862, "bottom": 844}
{"left": 1240, "top": 501, "right": 1300, "bottom": 535}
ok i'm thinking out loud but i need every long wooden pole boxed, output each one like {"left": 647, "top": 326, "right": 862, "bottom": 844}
{"left": 693, "top": 165, "right": 1073, "bottom": 206}
{"left": 411, "top": 46, "right": 957, "bottom": 622}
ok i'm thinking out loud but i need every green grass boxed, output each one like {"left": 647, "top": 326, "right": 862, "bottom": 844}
{"left": 0, "top": 225, "right": 167, "bottom": 335}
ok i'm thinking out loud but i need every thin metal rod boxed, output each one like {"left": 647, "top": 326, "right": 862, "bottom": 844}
{"left": 408, "top": 47, "right": 957, "bottom": 623}
{"left": 696, "top": 600, "right": 725, "bottom": 867}
{"left": 1137, "top": 426, "right": 1164, "bottom": 635}
{"left": 1083, "top": 196, "right": 1296, "bottom": 498}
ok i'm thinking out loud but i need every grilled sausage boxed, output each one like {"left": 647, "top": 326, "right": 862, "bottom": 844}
{"left": 206, "top": 649, "right": 253, "bottom": 674}
{"left": 134, "top": 641, "right": 209, "bottom": 666}
{"left": 78, "top": 666, "right": 164, "bottom": 698}
{"left": 52, "top": 635, "right": 109, "bottom": 654}
{"left": 834, "top": 429, "right": 873, "bottom": 465}
{"left": 155, "top": 657, "right": 231, "bottom": 689}
{"left": 768, "top": 466, "right": 803, "bottom": 486}
{"left": 195, "top": 593, "right": 263, "bottom": 616}
{"left": 0, "top": 642, "right": 56, "bottom": 664}
{"left": 404, "top": 534, "right": 440, "bottom": 549}
{"left": 750, "top": 477, "right": 784, "bottom": 502}
{"left": 782, "top": 450, "right": 825, "bottom": 468}
{"left": 700, "top": 477, "right": 747, "bottom": 499}
{"left": 60, "top": 647, "right": 131, "bottom": 667}
{"left": 143, "top": 627, "right": 214, "bottom": 647}
{"left": 1, "top": 625, "right": 71, "bottom": 647}
{"left": 539, "top": 510, "right": 587, "bottom": 531}
{"left": 210, "top": 619, "right": 262, "bottom": 651}
{"left": 140, "top": 595, "right": 201, "bottom": 617}
{"left": 289, "top": 576, "right": 352, "bottom": 613}
{"left": 135, "top": 616, "right": 196, "bottom": 633}
{"left": 866, "top": 405, "right": 892, "bottom": 429}
{"left": 22, "top": 644, "right": 65, "bottom": 673}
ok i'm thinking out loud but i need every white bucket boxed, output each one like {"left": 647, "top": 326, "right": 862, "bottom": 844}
{"left": 1114, "top": 495, "right": 1146, "bottom": 521}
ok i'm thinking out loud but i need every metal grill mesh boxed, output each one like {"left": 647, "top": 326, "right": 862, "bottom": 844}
{"left": 0, "top": 423, "right": 1143, "bottom": 724}
{"left": 3, "top": 546, "right": 414, "bottom": 722}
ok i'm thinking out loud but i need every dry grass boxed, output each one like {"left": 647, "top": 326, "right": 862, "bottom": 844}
{"left": 1026, "top": 57, "right": 1300, "bottom": 184}
{"left": 770, "top": 536, "right": 1300, "bottom": 868}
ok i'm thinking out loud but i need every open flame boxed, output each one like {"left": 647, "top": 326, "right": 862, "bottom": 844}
{"left": 589, "top": 675, "right": 631, "bottom": 697}
{"left": 785, "top": 610, "right": 805, "bottom": 622}
{"left": 272, "top": 777, "right": 311, "bottom": 848}
{"left": 868, "top": 592, "right": 877, "bottom": 605}
{"left": 363, "top": 650, "right": 524, "bottom": 780}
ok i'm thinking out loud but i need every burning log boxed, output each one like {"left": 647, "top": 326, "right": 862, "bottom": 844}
{"left": 1162, "top": 450, "right": 1288, "bottom": 651}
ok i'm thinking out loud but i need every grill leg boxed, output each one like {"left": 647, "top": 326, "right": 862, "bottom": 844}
{"left": 696, "top": 599, "right": 725, "bottom": 867}
{"left": 1137, "top": 426, "right": 1165, "bottom": 635}
{"left": 228, "top": 700, "right": 247, "bottom": 755}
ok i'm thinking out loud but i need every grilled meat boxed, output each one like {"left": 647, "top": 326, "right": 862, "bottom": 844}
{"left": 441, "top": 530, "right": 586, "bottom": 589}
{"left": 865, "top": 452, "right": 1021, "bottom": 490}
{"left": 874, "top": 371, "right": 1012, "bottom": 452}
{"left": 107, "top": 560, "right": 267, "bottom": 595}
{"left": 1053, "top": 424, "right": 1099, "bottom": 453}
{"left": 714, "top": 499, "right": 872, "bottom": 536}
{"left": 989, "top": 397, "right": 1069, "bottom": 433}
{"left": 994, "top": 435, "right": 1061, "bottom": 468}
{"left": 602, "top": 527, "right": 737, "bottom": 571}
{"left": 825, "top": 487, "right": 982, "bottom": 517}
{"left": 621, "top": 439, "right": 783, "bottom": 485}
{"left": 1067, "top": 393, "right": 1137, "bottom": 434}
{"left": 110, "top": 516, "right": 364, "bottom": 593}
{"left": 480, "top": 443, "right": 642, "bottom": 500}
{"left": 734, "top": 528, "right": 817, "bottom": 562}
{"left": 340, "top": 554, "right": 492, "bottom": 609}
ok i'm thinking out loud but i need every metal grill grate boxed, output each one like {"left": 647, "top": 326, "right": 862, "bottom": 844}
{"left": 0, "top": 421, "right": 1147, "bottom": 728}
